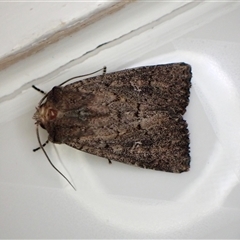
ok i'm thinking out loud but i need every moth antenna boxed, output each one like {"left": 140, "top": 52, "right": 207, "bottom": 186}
{"left": 36, "top": 125, "right": 76, "bottom": 191}
{"left": 33, "top": 140, "right": 49, "bottom": 152}
{"left": 59, "top": 67, "right": 106, "bottom": 87}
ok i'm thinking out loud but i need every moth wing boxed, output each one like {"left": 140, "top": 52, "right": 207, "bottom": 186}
{"left": 63, "top": 112, "right": 190, "bottom": 173}
{"left": 43, "top": 63, "right": 191, "bottom": 172}
{"left": 64, "top": 63, "right": 192, "bottom": 115}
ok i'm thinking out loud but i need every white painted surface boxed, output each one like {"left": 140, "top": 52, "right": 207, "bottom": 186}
{"left": 0, "top": 1, "right": 240, "bottom": 238}
{"left": 0, "top": 1, "right": 114, "bottom": 58}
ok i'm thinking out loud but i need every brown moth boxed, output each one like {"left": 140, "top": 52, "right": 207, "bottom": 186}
{"left": 33, "top": 63, "right": 191, "bottom": 188}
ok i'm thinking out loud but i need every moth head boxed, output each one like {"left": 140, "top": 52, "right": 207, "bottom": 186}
{"left": 33, "top": 105, "right": 58, "bottom": 129}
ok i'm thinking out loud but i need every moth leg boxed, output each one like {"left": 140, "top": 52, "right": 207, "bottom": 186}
{"left": 101, "top": 66, "right": 107, "bottom": 82}
{"left": 33, "top": 140, "right": 49, "bottom": 152}
{"left": 103, "top": 66, "right": 107, "bottom": 75}
{"left": 32, "top": 85, "right": 46, "bottom": 95}
{"left": 108, "top": 159, "right": 112, "bottom": 164}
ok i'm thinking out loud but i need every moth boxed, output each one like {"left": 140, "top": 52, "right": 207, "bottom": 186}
{"left": 33, "top": 63, "right": 192, "bottom": 189}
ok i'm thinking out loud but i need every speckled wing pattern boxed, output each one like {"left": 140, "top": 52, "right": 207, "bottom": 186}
{"left": 44, "top": 63, "right": 192, "bottom": 173}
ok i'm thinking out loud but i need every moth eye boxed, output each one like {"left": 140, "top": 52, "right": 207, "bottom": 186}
{"left": 48, "top": 108, "right": 58, "bottom": 120}
{"left": 40, "top": 123, "right": 46, "bottom": 129}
